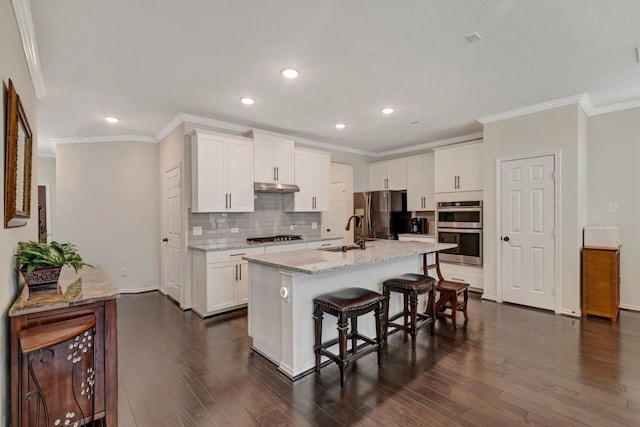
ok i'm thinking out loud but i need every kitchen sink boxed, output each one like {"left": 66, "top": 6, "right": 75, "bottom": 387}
{"left": 319, "top": 244, "right": 364, "bottom": 252}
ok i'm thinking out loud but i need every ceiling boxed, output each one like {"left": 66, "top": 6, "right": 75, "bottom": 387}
{"left": 26, "top": 0, "right": 640, "bottom": 156}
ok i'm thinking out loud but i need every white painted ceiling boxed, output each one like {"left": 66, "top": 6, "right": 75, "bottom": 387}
{"left": 28, "top": 0, "right": 640, "bottom": 155}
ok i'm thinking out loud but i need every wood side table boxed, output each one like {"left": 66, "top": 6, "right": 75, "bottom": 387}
{"left": 9, "top": 266, "right": 120, "bottom": 426}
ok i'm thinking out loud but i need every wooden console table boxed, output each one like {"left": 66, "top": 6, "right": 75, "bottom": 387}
{"left": 9, "top": 266, "right": 120, "bottom": 426}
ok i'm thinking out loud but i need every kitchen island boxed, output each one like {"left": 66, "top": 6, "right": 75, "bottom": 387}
{"left": 244, "top": 240, "right": 456, "bottom": 379}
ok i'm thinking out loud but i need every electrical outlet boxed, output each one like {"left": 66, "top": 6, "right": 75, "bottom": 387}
{"left": 290, "top": 224, "right": 295, "bottom": 230}
{"left": 608, "top": 202, "right": 618, "bottom": 213}
{"left": 311, "top": 222, "right": 317, "bottom": 229}
{"left": 192, "top": 226, "right": 202, "bottom": 236}
{"left": 121, "top": 267, "right": 127, "bottom": 277}
{"left": 231, "top": 227, "right": 239, "bottom": 233}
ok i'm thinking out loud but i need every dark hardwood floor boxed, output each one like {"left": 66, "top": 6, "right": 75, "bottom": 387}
{"left": 117, "top": 292, "right": 640, "bottom": 426}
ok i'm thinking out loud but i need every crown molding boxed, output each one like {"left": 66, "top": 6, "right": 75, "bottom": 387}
{"left": 477, "top": 93, "right": 590, "bottom": 124}
{"left": 43, "top": 91, "right": 640, "bottom": 158}
{"left": 374, "top": 132, "right": 484, "bottom": 157}
{"left": 11, "top": 0, "right": 45, "bottom": 99}
{"left": 293, "top": 136, "right": 374, "bottom": 156}
{"left": 591, "top": 98, "right": 640, "bottom": 116}
{"left": 51, "top": 135, "right": 157, "bottom": 145}
{"left": 155, "top": 113, "right": 252, "bottom": 141}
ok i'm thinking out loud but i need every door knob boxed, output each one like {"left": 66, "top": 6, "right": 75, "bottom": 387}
{"left": 503, "top": 236, "right": 510, "bottom": 242}
{"left": 162, "top": 237, "right": 168, "bottom": 242}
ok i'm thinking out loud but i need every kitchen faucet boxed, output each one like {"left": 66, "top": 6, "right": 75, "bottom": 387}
{"left": 345, "top": 215, "right": 365, "bottom": 249}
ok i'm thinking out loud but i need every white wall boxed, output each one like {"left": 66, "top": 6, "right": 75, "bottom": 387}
{"left": 588, "top": 107, "right": 640, "bottom": 310}
{"left": 56, "top": 142, "right": 160, "bottom": 292}
{"left": 38, "top": 156, "right": 56, "bottom": 239}
{"left": 483, "top": 104, "right": 583, "bottom": 315}
{"left": 0, "top": 2, "right": 39, "bottom": 422}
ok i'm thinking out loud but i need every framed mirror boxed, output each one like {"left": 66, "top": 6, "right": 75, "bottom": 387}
{"left": 4, "top": 78, "right": 33, "bottom": 228}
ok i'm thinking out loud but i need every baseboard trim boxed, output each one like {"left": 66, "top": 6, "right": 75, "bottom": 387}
{"left": 119, "top": 286, "right": 159, "bottom": 294}
{"left": 620, "top": 304, "right": 640, "bottom": 312}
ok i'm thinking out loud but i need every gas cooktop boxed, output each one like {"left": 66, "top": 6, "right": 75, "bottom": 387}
{"left": 246, "top": 235, "right": 303, "bottom": 243}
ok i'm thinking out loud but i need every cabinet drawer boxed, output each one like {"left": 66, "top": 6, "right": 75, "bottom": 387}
{"left": 398, "top": 235, "right": 435, "bottom": 243}
{"left": 264, "top": 242, "right": 306, "bottom": 254}
{"left": 206, "top": 246, "right": 264, "bottom": 263}
{"left": 306, "top": 239, "right": 343, "bottom": 249}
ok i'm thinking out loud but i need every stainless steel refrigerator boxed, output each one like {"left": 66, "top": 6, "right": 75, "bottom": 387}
{"left": 353, "top": 191, "right": 411, "bottom": 240}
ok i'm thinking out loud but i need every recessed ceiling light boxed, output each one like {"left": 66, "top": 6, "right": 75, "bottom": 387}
{"left": 335, "top": 123, "right": 346, "bottom": 129}
{"left": 381, "top": 107, "right": 395, "bottom": 115}
{"left": 105, "top": 117, "right": 119, "bottom": 124}
{"left": 240, "top": 97, "right": 255, "bottom": 105}
{"left": 281, "top": 68, "right": 299, "bottom": 79}
{"left": 465, "top": 32, "right": 482, "bottom": 43}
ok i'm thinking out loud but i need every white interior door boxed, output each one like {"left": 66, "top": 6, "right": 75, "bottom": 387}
{"left": 501, "top": 155, "right": 555, "bottom": 310}
{"left": 327, "top": 181, "right": 350, "bottom": 242}
{"left": 163, "top": 165, "right": 182, "bottom": 303}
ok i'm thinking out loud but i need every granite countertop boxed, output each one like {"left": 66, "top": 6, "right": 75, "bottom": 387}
{"left": 189, "top": 235, "right": 344, "bottom": 252}
{"left": 9, "top": 266, "right": 121, "bottom": 317}
{"left": 243, "top": 240, "right": 457, "bottom": 274}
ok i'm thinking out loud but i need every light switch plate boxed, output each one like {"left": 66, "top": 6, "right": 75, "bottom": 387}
{"left": 290, "top": 224, "right": 295, "bottom": 230}
{"left": 231, "top": 227, "right": 239, "bottom": 233}
{"left": 311, "top": 222, "right": 317, "bottom": 229}
{"left": 608, "top": 202, "right": 618, "bottom": 213}
{"left": 192, "top": 226, "right": 202, "bottom": 236}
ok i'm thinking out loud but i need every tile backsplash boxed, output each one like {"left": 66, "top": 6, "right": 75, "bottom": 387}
{"left": 188, "top": 193, "right": 322, "bottom": 245}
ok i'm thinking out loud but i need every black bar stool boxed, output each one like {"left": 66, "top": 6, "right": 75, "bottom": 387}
{"left": 313, "top": 287, "right": 386, "bottom": 388}
{"left": 383, "top": 273, "right": 436, "bottom": 351}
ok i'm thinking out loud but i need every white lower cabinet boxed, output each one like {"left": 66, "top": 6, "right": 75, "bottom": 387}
{"left": 439, "top": 263, "right": 483, "bottom": 291}
{"left": 192, "top": 246, "right": 264, "bottom": 317}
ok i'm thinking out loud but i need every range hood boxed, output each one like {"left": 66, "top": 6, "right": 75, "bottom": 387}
{"left": 254, "top": 182, "right": 300, "bottom": 193}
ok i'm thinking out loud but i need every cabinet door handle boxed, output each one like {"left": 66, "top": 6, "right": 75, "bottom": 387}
{"left": 276, "top": 167, "right": 279, "bottom": 181}
{"left": 230, "top": 253, "right": 246, "bottom": 257}
{"left": 273, "top": 166, "right": 276, "bottom": 181}
{"left": 229, "top": 193, "right": 232, "bottom": 209}
{"left": 225, "top": 193, "right": 229, "bottom": 209}
{"left": 235, "top": 264, "right": 238, "bottom": 281}
{"left": 239, "top": 264, "right": 242, "bottom": 280}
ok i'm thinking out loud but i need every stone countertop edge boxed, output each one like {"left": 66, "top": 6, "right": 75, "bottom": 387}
{"left": 9, "top": 265, "right": 121, "bottom": 317}
{"left": 189, "top": 235, "right": 344, "bottom": 252}
{"left": 242, "top": 241, "right": 457, "bottom": 275}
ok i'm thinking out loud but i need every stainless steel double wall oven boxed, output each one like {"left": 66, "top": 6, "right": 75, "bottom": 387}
{"left": 437, "top": 201, "right": 483, "bottom": 266}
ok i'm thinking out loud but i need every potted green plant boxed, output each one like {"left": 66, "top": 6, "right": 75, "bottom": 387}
{"left": 16, "top": 240, "right": 93, "bottom": 291}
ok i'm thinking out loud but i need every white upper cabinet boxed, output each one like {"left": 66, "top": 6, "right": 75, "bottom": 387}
{"left": 190, "top": 129, "right": 254, "bottom": 212}
{"left": 368, "top": 158, "right": 407, "bottom": 191}
{"left": 434, "top": 142, "right": 483, "bottom": 193}
{"left": 406, "top": 154, "right": 435, "bottom": 211}
{"left": 286, "top": 148, "right": 330, "bottom": 212}
{"left": 247, "top": 130, "right": 295, "bottom": 184}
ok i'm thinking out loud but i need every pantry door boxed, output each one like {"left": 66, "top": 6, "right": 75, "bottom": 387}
{"left": 163, "top": 164, "right": 182, "bottom": 304}
{"left": 500, "top": 154, "right": 556, "bottom": 311}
